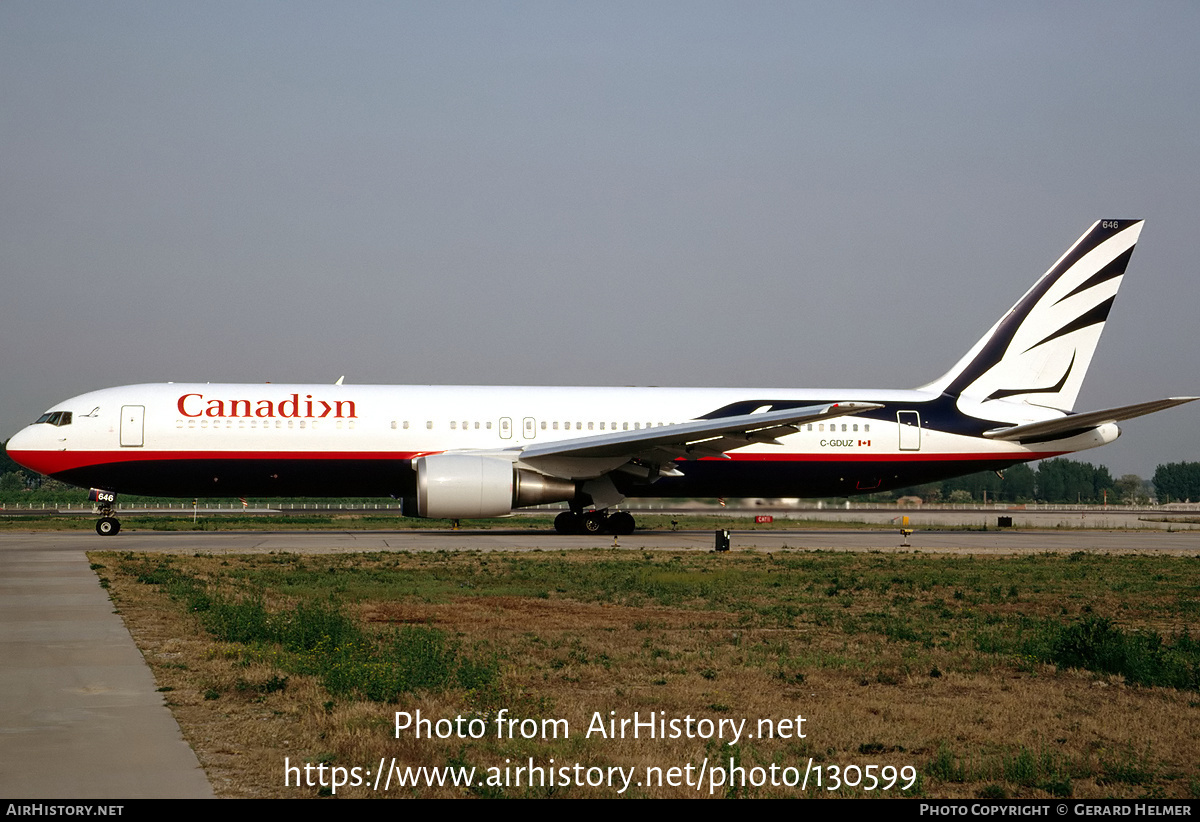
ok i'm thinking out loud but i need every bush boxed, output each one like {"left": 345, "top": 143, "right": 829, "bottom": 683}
{"left": 1043, "top": 617, "right": 1200, "bottom": 690}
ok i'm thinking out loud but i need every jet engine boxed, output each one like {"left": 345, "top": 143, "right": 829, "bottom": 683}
{"left": 413, "top": 454, "right": 576, "bottom": 518}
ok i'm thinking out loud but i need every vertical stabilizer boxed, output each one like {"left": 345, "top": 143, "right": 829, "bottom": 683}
{"left": 920, "top": 220, "right": 1143, "bottom": 412}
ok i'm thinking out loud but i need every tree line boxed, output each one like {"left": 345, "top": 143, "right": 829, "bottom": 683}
{"left": 1151, "top": 462, "right": 1200, "bottom": 503}
{"left": 890, "top": 458, "right": 1197, "bottom": 504}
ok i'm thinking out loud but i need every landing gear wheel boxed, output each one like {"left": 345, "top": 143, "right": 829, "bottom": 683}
{"left": 96, "top": 517, "right": 121, "bottom": 536}
{"left": 555, "top": 511, "right": 582, "bottom": 535}
{"left": 607, "top": 511, "right": 635, "bottom": 535}
{"left": 582, "top": 512, "right": 607, "bottom": 534}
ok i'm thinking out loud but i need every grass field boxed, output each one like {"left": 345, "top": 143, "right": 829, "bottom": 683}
{"left": 93, "top": 546, "right": 1200, "bottom": 798}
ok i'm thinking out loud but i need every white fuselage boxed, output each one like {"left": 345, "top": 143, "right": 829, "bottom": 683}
{"left": 6, "top": 382, "right": 1111, "bottom": 503}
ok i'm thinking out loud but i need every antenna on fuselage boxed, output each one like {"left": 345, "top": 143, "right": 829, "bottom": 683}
{"left": 335, "top": 376, "right": 345, "bottom": 385}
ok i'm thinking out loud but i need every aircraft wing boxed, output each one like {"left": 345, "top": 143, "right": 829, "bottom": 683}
{"left": 981, "top": 397, "right": 1199, "bottom": 443}
{"left": 516, "top": 402, "right": 882, "bottom": 479}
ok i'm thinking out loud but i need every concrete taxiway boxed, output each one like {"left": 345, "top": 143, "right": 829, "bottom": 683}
{"left": 0, "top": 535, "right": 214, "bottom": 799}
{"left": 1, "top": 525, "right": 1195, "bottom": 798}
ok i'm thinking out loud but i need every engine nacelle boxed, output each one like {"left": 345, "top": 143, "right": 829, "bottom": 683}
{"left": 413, "top": 454, "right": 575, "bottom": 518}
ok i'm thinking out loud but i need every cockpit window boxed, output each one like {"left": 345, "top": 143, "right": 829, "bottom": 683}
{"left": 35, "top": 412, "right": 72, "bottom": 426}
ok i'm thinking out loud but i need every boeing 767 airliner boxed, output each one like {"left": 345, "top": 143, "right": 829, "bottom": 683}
{"left": 7, "top": 220, "right": 1195, "bottom": 535}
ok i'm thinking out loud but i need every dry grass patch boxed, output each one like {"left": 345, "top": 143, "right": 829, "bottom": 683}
{"left": 93, "top": 549, "right": 1200, "bottom": 799}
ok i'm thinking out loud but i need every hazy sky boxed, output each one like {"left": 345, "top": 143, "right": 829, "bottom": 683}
{"left": 2, "top": 2, "right": 1197, "bottom": 478}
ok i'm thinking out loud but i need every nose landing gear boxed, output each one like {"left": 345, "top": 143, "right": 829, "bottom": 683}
{"left": 89, "top": 489, "right": 121, "bottom": 536}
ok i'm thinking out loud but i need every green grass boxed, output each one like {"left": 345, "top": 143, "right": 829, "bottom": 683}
{"left": 927, "top": 744, "right": 1077, "bottom": 796}
{"left": 121, "top": 554, "right": 499, "bottom": 703}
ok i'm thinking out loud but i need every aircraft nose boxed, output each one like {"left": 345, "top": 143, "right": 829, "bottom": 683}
{"left": 7, "top": 425, "right": 32, "bottom": 454}
{"left": 5, "top": 425, "right": 55, "bottom": 476}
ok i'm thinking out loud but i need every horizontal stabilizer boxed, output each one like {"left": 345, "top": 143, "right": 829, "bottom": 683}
{"left": 982, "top": 397, "right": 1198, "bottom": 442}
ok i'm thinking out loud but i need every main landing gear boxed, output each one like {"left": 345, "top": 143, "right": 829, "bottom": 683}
{"left": 554, "top": 509, "right": 636, "bottom": 536}
{"left": 89, "top": 489, "right": 121, "bottom": 536}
